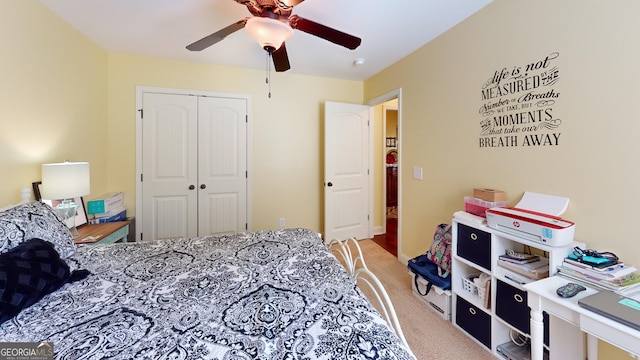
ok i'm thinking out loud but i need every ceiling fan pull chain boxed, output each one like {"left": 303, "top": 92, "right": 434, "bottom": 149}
{"left": 266, "top": 50, "right": 272, "bottom": 98}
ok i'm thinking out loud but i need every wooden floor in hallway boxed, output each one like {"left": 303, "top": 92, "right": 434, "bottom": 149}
{"left": 372, "top": 207, "right": 397, "bottom": 257}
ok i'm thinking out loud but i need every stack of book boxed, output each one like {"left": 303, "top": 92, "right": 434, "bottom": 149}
{"left": 87, "top": 192, "right": 127, "bottom": 224}
{"left": 496, "top": 251, "right": 550, "bottom": 285}
{"left": 557, "top": 257, "right": 640, "bottom": 293}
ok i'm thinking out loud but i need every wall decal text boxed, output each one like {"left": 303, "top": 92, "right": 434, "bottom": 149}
{"left": 479, "top": 52, "right": 561, "bottom": 148}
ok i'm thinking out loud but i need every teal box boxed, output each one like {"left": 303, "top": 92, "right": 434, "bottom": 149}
{"left": 87, "top": 192, "right": 124, "bottom": 215}
{"left": 87, "top": 200, "right": 106, "bottom": 214}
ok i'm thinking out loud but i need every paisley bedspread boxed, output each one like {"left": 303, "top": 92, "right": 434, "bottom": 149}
{"left": 0, "top": 228, "right": 414, "bottom": 359}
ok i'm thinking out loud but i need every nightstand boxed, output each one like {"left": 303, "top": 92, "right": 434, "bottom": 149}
{"left": 74, "top": 221, "right": 130, "bottom": 245}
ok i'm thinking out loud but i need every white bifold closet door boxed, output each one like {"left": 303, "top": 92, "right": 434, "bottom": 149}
{"left": 141, "top": 92, "right": 247, "bottom": 240}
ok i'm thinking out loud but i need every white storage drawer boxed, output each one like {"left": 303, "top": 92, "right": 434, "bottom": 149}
{"left": 410, "top": 272, "right": 452, "bottom": 320}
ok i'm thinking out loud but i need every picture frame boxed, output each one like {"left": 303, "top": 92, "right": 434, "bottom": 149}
{"left": 32, "top": 181, "right": 88, "bottom": 229}
{"left": 385, "top": 137, "right": 397, "bottom": 147}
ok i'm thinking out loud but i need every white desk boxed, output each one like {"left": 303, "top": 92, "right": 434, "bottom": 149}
{"left": 525, "top": 276, "right": 640, "bottom": 360}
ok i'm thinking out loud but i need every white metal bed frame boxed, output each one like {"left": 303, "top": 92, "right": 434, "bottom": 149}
{"left": 325, "top": 237, "right": 415, "bottom": 358}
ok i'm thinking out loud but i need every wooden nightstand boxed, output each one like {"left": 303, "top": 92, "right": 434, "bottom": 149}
{"left": 74, "top": 221, "right": 130, "bottom": 245}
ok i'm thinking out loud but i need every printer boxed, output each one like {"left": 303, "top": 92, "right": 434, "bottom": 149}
{"left": 486, "top": 207, "right": 575, "bottom": 247}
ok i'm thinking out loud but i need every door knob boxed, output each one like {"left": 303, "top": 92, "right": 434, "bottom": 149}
{"left": 188, "top": 185, "right": 195, "bottom": 190}
{"left": 200, "top": 184, "right": 206, "bottom": 189}
{"left": 327, "top": 182, "right": 333, "bottom": 187}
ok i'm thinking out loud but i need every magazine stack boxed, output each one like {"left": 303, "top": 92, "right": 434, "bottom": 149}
{"left": 557, "top": 251, "right": 640, "bottom": 294}
{"left": 495, "top": 250, "right": 549, "bottom": 285}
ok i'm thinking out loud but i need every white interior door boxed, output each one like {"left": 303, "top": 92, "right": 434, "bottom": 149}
{"left": 139, "top": 90, "right": 248, "bottom": 240}
{"left": 141, "top": 93, "right": 198, "bottom": 240}
{"left": 197, "top": 96, "right": 248, "bottom": 235}
{"left": 324, "top": 101, "right": 371, "bottom": 241}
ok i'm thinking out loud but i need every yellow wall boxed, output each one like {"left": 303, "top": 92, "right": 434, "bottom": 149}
{"left": 366, "top": 0, "right": 640, "bottom": 264}
{"left": 0, "top": 1, "right": 108, "bottom": 204}
{"left": 1, "top": 1, "right": 362, "bottom": 234}
{"left": 5, "top": 0, "right": 638, "bottom": 261}
{"left": 364, "top": 1, "right": 639, "bottom": 358}
{"left": 387, "top": 110, "right": 398, "bottom": 139}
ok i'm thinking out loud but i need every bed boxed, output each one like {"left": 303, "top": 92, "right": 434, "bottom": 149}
{"left": 0, "top": 201, "right": 415, "bottom": 359}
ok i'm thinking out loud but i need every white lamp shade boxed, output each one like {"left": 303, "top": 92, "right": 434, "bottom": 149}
{"left": 41, "top": 162, "right": 91, "bottom": 200}
{"left": 245, "top": 17, "right": 293, "bottom": 50}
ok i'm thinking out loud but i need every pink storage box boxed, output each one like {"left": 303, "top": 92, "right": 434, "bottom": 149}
{"left": 464, "top": 196, "right": 507, "bottom": 218}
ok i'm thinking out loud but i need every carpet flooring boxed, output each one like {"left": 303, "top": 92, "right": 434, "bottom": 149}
{"left": 359, "top": 239, "right": 496, "bottom": 360}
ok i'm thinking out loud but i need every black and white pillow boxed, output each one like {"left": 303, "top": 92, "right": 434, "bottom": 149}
{"left": 0, "top": 201, "right": 75, "bottom": 259}
{"left": 0, "top": 238, "right": 89, "bottom": 324}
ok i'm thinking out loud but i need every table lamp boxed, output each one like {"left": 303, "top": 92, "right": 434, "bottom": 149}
{"left": 41, "top": 161, "right": 90, "bottom": 237}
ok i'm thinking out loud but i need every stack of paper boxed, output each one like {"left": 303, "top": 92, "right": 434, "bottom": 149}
{"left": 497, "top": 254, "right": 550, "bottom": 284}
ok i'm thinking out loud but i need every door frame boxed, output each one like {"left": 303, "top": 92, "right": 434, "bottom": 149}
{"left": 134, "top": 86, "right": 253, "bottom": 241}
{"left": 367, "top": 88, "right": 403, "bottom": 259}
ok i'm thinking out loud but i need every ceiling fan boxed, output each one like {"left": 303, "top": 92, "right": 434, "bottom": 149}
{"left": 186, "top": 0, "right": 362, "bottom": 72}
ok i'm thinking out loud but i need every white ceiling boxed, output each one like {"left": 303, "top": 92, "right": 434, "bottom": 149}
{"left": 39, "top": 0, "right": 492, "bottom": 81}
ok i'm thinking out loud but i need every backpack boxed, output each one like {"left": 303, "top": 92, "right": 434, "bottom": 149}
{"left": 407, "top": 224, "right": 452, "bottom": 295}
{"left": 426, "top": 223, "right": 452, "bottom": 278}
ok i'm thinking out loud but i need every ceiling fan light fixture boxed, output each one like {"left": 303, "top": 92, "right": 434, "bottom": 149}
{"left": 245, "top": 17, "right": 293, "bottom": 50}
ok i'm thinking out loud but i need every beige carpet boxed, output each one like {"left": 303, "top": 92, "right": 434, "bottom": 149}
{"left": 357, "top": 239, "right": 496, "bottom": 360}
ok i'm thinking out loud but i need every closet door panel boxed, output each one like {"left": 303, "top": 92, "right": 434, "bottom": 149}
{"left": 142, "top": 93, "right": 198, "bottom": 239}
{"left": 198, "top": 96, "right": 248, "bottom": 235}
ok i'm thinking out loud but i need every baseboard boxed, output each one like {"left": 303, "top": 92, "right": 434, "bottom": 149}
{"left": 373, "top": 225, "right": 384, "bottom": 235}
{"left": 398, "top": 252, "right": 410, "bottom": 265}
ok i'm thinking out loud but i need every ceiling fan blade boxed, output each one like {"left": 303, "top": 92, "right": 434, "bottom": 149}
{"left": 272, "top": 43, "right": 291, "bottom": 72}
{"left": 289, "top": 15, "right": 361, "bottom": 50}
{"left": 186, "top": 19, "right": 247, "bottom": 51}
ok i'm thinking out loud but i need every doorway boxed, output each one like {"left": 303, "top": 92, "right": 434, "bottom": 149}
{"left": 369, "top": 91, "right": 401, "bottom": 258}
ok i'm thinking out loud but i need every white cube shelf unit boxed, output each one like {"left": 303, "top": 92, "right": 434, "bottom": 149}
{"left": 451, "top": 217, "right": 584, "bottom": 358}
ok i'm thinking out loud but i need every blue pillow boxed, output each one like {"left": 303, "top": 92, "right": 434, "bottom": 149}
{"left": 0, "top": 238, "right": 89, "bottom": 324}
